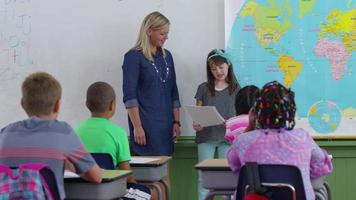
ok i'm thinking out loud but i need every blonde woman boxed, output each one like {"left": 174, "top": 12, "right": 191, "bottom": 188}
{"left": 122, "top": 11, "right": 181, "bottom": 156}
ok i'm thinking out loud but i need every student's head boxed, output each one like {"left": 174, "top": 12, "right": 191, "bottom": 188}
{"left": 235, "top": 85, "right": 260, "bottom": 115}
{"left": 21, "top": 72, "right": 62, "bottom": 118}
{"left": 134, "top": 11, "right": 170, "bottom": 61}
{"left": 206, "top": 49, "right": 238, "bottom": 96}
{"left": 86, "top": 81, "right": 116, "bottom": 118}
{"left": 255, "top": 81, "right": 296, "bottom": 130}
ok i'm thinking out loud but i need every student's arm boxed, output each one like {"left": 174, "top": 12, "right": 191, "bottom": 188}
{"left": 81, "top": 164, "right": 102, "bottom": 183}
{"left": 127, "top": 107, "right": 146, "bottom": 146}
{"left": 309, "top": 139, "right": 333, "bottom": 179}
{"left": 192, "top": 100, "right": 204, "bottom": 131}
{"left": 65, "top": 127, "right": 102, "bottom": 183}
{"left": 116, "top": 161, "right": 135, "bottom": 183}
{"left": 226, "top": 143, "right": 242, "bottom": 173}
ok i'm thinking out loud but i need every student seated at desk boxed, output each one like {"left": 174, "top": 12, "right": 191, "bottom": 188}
{"left": 75, "top": 82, "right": 155, "bottom": 200}
{"left": 225, "top": 85, "right": 260, "bottom": 142}
{"left": 0, "top": 72, "right": 102, "bottom": 200}
{"left": 227, "top": 81, "right": 333, "bottom": 200}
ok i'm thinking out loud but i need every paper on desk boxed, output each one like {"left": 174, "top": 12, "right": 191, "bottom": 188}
{"left": 130, "top": 157, "right": 159, "bottom": 164}
{"left": 185, "top": 105, "right": 225, "bottom": 127}
{"left": 64, "top": 171, "right": 79, "bottom": 178}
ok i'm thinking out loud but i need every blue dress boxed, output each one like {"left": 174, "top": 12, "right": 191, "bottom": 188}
{"left": 122, "top": 49, "right": 180, "bottom": 156}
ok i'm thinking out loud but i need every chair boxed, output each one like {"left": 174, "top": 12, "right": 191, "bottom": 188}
{"left": 91, "top": 153, "right": 115, "bottom": 169}
{"left": 236, "top": 163, "right": 307, "bottom": 200}
{"left": 40, "top": 167, "right": 61, "bottom": 200}
{"left": 315, "top": 181, "right": 332, "bottom": 200}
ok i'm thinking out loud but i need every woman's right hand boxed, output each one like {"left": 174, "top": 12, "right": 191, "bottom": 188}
{"left": 193, "top": 121, "right": 204, "bottom": 131}
{"left": 134, "top": 126, "right": 146, "bottom": 145}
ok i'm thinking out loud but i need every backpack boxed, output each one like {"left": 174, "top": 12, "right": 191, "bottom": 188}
{"left": 0, "top": 163, "right": 55, "bottom": 200}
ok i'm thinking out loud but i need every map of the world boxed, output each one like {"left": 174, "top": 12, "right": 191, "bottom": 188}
{"left": 227, "top": 0, "right": 355, "bottom": 135}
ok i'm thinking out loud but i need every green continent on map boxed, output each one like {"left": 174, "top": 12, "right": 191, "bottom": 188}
{"left": 240, "top": 0, "right": 293, "bottom": 47}
{"left": 298, "top": 0, "right": 317, "bottom": 18}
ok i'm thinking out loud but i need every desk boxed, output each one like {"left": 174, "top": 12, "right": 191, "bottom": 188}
{"left": 195, "top": 159, "right": 235, "bottom": 200}
{"left": 195, "top": 159, "right": 330, "bottom": 200}
{"left": 130, "top": 156, "right": 171, "bottom": 200}
{"left": 64, "top": 170, "right": 132, "bottom": 200}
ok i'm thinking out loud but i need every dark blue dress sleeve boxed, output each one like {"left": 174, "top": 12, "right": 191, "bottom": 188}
{"left": 167, "top": 50, "right": 181, "bottom": 108}
{"left": 122, "top": 50, "right": 140, "bottom": 108}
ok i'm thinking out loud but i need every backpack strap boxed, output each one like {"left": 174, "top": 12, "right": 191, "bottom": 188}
{"left": 245, "top": 162, "right": 268, "bottom": 194}
{"left": 20, "top": 163, "right": 55, "bottom": 200}
{"left": 0, "top": 164, "right": 14, "bottom": 178}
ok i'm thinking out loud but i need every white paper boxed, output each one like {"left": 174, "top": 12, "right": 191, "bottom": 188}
{"left": 130, "top": 157, "right": 160, "bottom": 164}
{"left": 64, "top": 171, "right": 79, "bottom": 178}
{"left": 185, "top": 105, "right": 225, "bottom": 127}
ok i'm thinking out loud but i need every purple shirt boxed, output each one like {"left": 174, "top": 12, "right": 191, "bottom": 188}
{"left": 227, "top": 128, "right": 332, "bottom": 200}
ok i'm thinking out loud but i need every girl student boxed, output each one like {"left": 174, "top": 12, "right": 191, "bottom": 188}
{"left": 192, "top": 49, "right": 240, "bottom": 200}
{"left": 227, "top": 81, "right": 333, "bottom": 200}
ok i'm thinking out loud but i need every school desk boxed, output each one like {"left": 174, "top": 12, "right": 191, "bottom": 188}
{"left": 130, "top": 156, "right": 171, "bottom": 200}
{"left": 195, "top": 159, "right": 329, "bottom": 200}
{"left": 64, "top": 169, "right": 132, "bottom": 200}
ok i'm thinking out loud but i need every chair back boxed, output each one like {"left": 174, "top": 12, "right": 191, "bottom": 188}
{"left": 40, "top": 167, "right": 61, "bottom": 200}
{"left": 91, "top": 153, "right": 115, "bottom": 169}
{"left": 236, "top": 163, "right": 306, "bottom": 200}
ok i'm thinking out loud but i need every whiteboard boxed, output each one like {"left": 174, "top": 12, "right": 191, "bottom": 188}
{"left": 0, "top": 0, "right": 226, "bottom": 136}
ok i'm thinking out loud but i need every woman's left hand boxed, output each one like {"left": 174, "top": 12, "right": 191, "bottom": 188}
{"left": 173, "top": 123, "right": 181, "bottom": 142}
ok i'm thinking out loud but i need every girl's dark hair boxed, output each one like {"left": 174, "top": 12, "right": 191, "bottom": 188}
{"left": 235, "top": 85, "right": 260, "bottom": 115}
{"left": 206, "top": 49, "right": 238, "bottom": 96}
{"left": 255, "top": 81, "right": 296, "bottom": 130}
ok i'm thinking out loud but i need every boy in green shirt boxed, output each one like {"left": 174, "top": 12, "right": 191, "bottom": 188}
{"left": 76, "top": 82, "right": 155, "bottom": 200}
{"left": 76, "top": 82, "right": 131, "bottom": 169}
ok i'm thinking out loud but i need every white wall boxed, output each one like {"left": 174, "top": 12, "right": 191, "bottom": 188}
{"left": 0, "top": 0, "right": 226, "bottom": 136}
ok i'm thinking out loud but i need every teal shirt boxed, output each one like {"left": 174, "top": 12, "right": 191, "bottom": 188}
{"left": 75, "top": 117, "right": 131, "bottom": 166}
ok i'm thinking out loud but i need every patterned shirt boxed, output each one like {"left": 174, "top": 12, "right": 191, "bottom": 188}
{"left": 227, "top": 128, "right": 333, "bottom": 200}
{"left": 225, "top": 114, "right": 249, "bottom": 142}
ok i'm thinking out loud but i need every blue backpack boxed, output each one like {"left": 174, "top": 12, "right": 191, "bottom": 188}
{"left": 0, "top": 163, "right": 55, "bottom": 200}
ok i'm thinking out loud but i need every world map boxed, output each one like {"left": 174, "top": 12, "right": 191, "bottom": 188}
{"left": 227, "top": 0, "right": 355, "bottom": 134}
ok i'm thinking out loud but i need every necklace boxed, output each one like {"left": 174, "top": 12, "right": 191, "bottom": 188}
{"left": 150, "top": 56, "right": 170, "bottom": 83}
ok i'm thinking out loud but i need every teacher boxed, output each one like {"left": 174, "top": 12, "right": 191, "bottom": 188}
{"left": 122, "top": 11, "right": 181, "bottom": 156}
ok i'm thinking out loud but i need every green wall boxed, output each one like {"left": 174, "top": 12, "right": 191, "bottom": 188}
{"left": 170, "top": 137, "right": 356, "bottom": 200}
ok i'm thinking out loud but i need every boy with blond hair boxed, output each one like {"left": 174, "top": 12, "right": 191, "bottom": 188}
{"left": 0, "top": 72, "right": 102, "bottom": 200}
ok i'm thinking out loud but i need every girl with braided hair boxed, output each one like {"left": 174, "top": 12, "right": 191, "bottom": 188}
{"left": 227, "top": 81, "right": 333, "bottom": 200}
